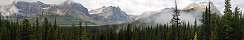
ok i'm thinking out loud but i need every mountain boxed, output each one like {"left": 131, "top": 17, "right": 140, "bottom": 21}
{"left": 0, "top": 1, "right": 135, "bottom": 25}
{"left": 14, "top": 0, "right": 90, "bottom": 17}
{"left": 1, "top": 1, "right": 132, "bottom": 25}
{"left": 15, "top": 1, "right": 48, "bottom": 17}
{"left": 90, "top": 6, "right": 132, "bottom": 25}
{"left": 183, "top": 1, "right": 221, "bottom": 15}
{"left": 1, "top": 1, "right": 99, "bottom": 25}
{"left": 47, "top": 0, "right": 89, "bottom": 16}
{"left": 46, "top": 0, "right": 94, "bottom": 20}
{"left": 132, "top": 2, "right": 221, "bottom": 26}
{"left": 1, "top": 1, "right": 222, "bottom": 26}
{"left": 39, "top": 0, "right": 100, "bottom": 25}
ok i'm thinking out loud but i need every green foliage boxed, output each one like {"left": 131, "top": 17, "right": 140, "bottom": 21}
{"left": 221, "top": 0, "right": 234, "bottom": 40}
{"left": 0, "top": 0, "right": 244, "bottom": 40}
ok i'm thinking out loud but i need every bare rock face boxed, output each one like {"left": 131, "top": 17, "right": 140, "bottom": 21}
{"left": 90, "top": 6, "right": 132, "bottom": 25}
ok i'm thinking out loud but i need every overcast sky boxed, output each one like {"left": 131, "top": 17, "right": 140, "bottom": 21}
{"left": 0, "top": 0, "right": 243, "bottom": 15}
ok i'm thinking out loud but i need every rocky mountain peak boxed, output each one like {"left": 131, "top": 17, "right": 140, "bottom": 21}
{"left": 90, "top": 6, "right": 131, "bottom": 25}
{"left": 183, "top": 1, "right": 221, "bottom": 15}
{"left": 90, "top": 6, "right": 124, "bottom": 14}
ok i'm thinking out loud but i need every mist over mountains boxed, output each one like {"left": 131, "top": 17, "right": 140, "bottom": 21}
{"left": 0, "top": 1, "right": 221, "bottom": 25}
{"left": 131, "top": 1, "right": 221, "bottom": 26}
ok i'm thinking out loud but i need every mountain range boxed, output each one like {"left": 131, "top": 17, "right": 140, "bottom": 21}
{"left": 0, "top": 1, "right": 221, "bottom": 26}
{"left": 131, "top": 2, "right": 221, "bottom": 26}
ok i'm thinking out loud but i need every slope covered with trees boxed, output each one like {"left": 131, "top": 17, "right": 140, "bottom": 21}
{"left": 1, "top": 0, "right": 244, "bottom": 40}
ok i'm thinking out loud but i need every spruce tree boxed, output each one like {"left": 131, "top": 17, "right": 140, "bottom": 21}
{"left": 170, "top": 0, "right": 181, "bottom": 40}
{"left": 81, "top": 22, "right": 89, "bottom": 40}
{"left": 15, "top": 19, "right": 21, "bottom": 40}
{"left": 52, "top": 18, "right": 58, "bottom": 40}
{"left": 36, "top": 17, "right": 41, "bottom": 40}
{"left": 221, "top": 0, "right": 233, "bottom": 39}
{"left": 43, "top": 18, "right": 49, "bottom": 40}
{"left": 201, "top": 6, "right": 211, "bottom": 40}
{"left": 240, "top": 12, "right": 244, "bottom": 40}
{"left": 22, "top": 19, "right": 31, "bottom": 40}
{"left": 78, "top": 21, "right": 83, "bottom": 40}
{"left": 210, "top": 13, "right": 218, "bottom": 40}
{"left": 232, "top": 7, "right": 242, "bottom": 40}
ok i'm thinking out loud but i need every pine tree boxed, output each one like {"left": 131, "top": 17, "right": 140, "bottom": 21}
{"left": 81, "top": 22, "right": 89, "bottom": 40}
{"left": 47, "top": 21, "right": 54, "bottom": 40}
{"left": 201, "top": 6, "right": 211, "bottom": 40}
{"left": 221, "top": 0, "right": 233, "bottom": 39}
{"left": 210, "top": 13, "right": 219, "bottom": 40}
{"left": 232, "top": 7, "right": 242, "bottom": 40}
{"left": 126, "top": 24, "right": 132, "bottom": 40}
{"left": 240, "top": 12, "right": 244, "bottom": 40}
{"left": 28, "top": 17, "right": 39, "bottom": 40}
{"left": 0, "top": 12, "right": 1, "bottom": 27}
{"left": 78, "top": 21, "right": 83, "bottom": 40}
{"left": 205, "top": 1, "right": 218, "bottom": 40}
{"left": 15, "top": 19, "right": 21, "bottom": 40}
{"left": 0, "top": 20, "right": 10, "bottom": 40}
{"left": 22, "top": 19, "right": 31, "bottom": 40}
{"left": 35, "top": 17, "right": 43, "bottom": 40}
{"left": 170, "top": 0, "right": 181, "bottom": 40}
{"left": 43, "top": 18, "right": 49, "bottom": 40}
{"left": 52, "top": 18, "right": 58, "bottom": 40}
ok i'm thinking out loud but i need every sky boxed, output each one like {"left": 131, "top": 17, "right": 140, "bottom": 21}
{"left": 0, "top": 0, "right": 243, "bottom": 15}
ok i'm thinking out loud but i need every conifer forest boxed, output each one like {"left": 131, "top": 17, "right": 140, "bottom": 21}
{"left": 1, "top": 0, "right": 244, "bottom": 40}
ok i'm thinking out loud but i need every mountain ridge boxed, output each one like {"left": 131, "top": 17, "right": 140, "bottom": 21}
{"left": 0, "top": 1, "right": 222, "bottom": 26}
{"left": 90, "top": 6, "right": 132, "bottom": 25}
{"left": 131, "top": 2, "right": 221, "bottom": 26}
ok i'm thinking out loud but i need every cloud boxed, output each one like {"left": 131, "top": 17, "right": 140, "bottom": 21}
{"left": 0, "top": 0, "right": 244, "bottom": 15}
{"left": 0, "top": 0, "right": 14, "bottom": 6}
{"left": 0, "top": 0, "right": 64, "bottom": 6}
{"left": 77, "top": 0, "right": 196, "bottom": 15}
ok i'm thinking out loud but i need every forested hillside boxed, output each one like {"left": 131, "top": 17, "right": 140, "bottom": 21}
{"left": 1, "top": 0, "right": 244, "bottom": 40}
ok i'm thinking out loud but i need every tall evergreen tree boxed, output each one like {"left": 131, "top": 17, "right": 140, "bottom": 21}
{"left": 210, "top": 13, "right": 219, "bottom": 40}
{"left": 221, "top": 0, "right": 233, "bottom": 39}
{"left": 78, "top": 21, "right": 83, "bottom": 40}
{"left": 240, "top": 12, "right": 244, "bottom": 40}
{"left": 15, "top": 19, "right": 21, "bottom": 40}
{"left": 22, "top": 19, "right": 31, "bottom": 40}
{"left": 43, "top": 18, "right": 49, "bottom": 40}
{"left": 170, "top": 0, "right": 181, "bottom": 40}
{"left": 232, "top": 7, "right": 242, "bottom": 40}
{"left": 52, "top": 18, "right": 58, "bottom": 40}
{"left": 81, "top": 22, "right": 90, "bottom": 40}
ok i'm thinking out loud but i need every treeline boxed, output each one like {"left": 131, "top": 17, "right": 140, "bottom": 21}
{"left": 0, "top": 17, "right": 198, "bottom": 40}
{"left": 1, "top": 0, "right": 244, "bottom": 40}
{"left": 0, "top": 17, "right": 96, "bottom": 40}
{"left": 200, "top": 0, "right": 244, "bottom": 40}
